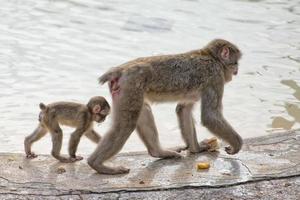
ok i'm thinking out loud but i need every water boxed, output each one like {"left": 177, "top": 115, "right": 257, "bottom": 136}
{"left": 0, "top": 0, "right": 299, "bottom": 155}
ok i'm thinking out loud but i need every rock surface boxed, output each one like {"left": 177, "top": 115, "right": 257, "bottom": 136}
{"left": 0, "top": 130, "right": 300, "bottom": 199}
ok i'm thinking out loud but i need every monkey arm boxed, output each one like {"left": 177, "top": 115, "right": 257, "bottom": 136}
{"left": 24, "top": 124, "right": 48, "bottom": 158}
{"left": 84, "top": 129, "right": 101, "bottom": 144}
{"left": 200, "top": 85, "right": 243, "bottom": 155}
{"left": 68, "top": 113, "right": 90, "bottom": 158}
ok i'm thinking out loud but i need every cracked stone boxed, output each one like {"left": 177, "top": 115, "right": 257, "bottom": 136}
{"left": 0, "top": 130, "right": 299, "bottom": 198}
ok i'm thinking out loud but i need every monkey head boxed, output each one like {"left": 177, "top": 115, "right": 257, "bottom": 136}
{"left": 87, "top": 96, "right": 110, "bottom": 123}
{"left": 206, "top": 39, "right": 242, "bottom": 82}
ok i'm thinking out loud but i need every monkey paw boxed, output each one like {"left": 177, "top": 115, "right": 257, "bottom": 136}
{"left": 87, "top": 159, "right": 130, "bottom": 175}
{"left": 171, "top": 151, "right": 183, "bottom": 159}
{"left": 56, "top": 156, "right": 80, "bottom": 163}
{"left": 225, "top": 146, "right": 238, "bottom": 155}
{"left": 96, "top": 165, "right": 130, "bottom": 175}
{"left": 113, "top": 166, "right": 130, "bottom": 174}
{"left": 70, "top": 156, "right": 84, "bottom": 162}
{"left": 171, "top": 146, "right": 188, "bottom": 153}
{"left": 151, "top": 150, "right": 183, "bottom": 159}
{"left": 26, "top": 153, "right": 38, "bottom": 159}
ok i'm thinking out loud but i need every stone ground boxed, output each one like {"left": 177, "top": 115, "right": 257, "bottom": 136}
{"left": 2, "top": 177, "right": 299, "bottom": 200}
{"left": 1, "top": 130, "right": 299, "bottom": 199}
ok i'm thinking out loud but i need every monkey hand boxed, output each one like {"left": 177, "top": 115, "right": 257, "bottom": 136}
{"left": 225, "top": 145, "right": 241, "bottom": 155}
{"left": 225, "top": 135, "right": 243, "bottom": 155}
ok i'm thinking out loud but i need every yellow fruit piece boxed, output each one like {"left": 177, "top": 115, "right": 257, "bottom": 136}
{"left": 196, "top": 162, "right": 210, "bottom": 170}
{"left": 56, "top": 166, "right": 66, "bottom": 174}
{"left": 205, "top": 137, "right": 220, "bottom": 152}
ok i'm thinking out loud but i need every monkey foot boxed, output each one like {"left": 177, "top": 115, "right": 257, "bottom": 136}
{"left": 70, "top": 156, "right": 84, "bottom": 162}
{"left": 54, "top": 156, "right": 80, "bottom": 163}
{"left": 151, "top": 150, "right": 183, "bottom": 159}
{"left": 26, "top": 153, "right": 38, "bottom": 159}
{"left": 172, "top": 146, "right": 188, "bottom": 153}
{"left": 88, "top": 162, "right": 130, "bottom": 175}
{"left": 172, "top": 144, "right": 209, "bottom": 154}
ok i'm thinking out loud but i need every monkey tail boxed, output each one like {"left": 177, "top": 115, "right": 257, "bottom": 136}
{"left": 39, "top": 103, "right": 47, "bottom": 111}
{"left": 38, "top": 103, "right": 48, "bottom": 122}
{"left": 98, "top": 67, "right": 123, "bottom": 84}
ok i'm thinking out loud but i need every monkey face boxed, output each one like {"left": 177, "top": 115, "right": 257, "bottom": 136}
{"left": 230, "top": 63, "right": 238, "bottom": 75}
{"left": 224, "top": 63, "right": 238, "bottom": 82}
{"left": 218, "top": 42, "right": 241, "bottom": 77}
{"left": 94, "top": 113, "right": 107, "bottom": 123}
{"left": 93, "top": 106, "right": 110, "bottom": 123}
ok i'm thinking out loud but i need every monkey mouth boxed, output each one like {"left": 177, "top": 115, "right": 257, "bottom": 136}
{"left": 233, "top": 69, "right": 238, "bottom": 75}
{"left": 97, "top": 118, "right": 105, "bottom": 123}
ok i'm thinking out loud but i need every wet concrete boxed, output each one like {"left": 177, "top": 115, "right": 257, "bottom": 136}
{"left": 0, "top": 130, "right": 300, "bottom": 199}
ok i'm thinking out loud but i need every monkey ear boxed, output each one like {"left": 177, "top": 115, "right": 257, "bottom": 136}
{"left": 93, "top": 105, "right": 101, "bottom": 114}
{"left": 220, "top": 46, "right": 230, "bottom": 60}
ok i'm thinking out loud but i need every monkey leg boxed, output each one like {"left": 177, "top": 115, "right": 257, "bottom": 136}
{"left": 87, "top": 115, "right": 139, "bottom": 174}
{"left": 88, "top": 84, "right": 144, "bottom": 174}
{"left": 176, "top": 103, "right": 210, "bottom": 153}
{"left": 201, "top": 86, "right": 243, "bottom": 155}
{"left": 48, "top": 123, "right": 74, "bottom": 163}
{"left": 24, "top": 124, "right": 48, "bottom": 159}
{"left": 136, "top": 103, "right": 182, "bottom": 159}
{"left": 84, "top": 129, "right": 101, "bottom": 144}
{"left": 68, "top": 128, "right": 86, "bottom": 161}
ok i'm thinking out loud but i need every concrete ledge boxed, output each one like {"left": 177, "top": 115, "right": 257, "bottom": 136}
{"left": 0, "top": 129, "right": 300, "bottom": 199}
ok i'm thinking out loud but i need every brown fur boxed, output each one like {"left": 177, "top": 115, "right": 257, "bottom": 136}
{"left": 24, "top": 96, "right": 110, "bottom": 162}
{"left": 88, "top": 39, "right": 243, "bottom": 174}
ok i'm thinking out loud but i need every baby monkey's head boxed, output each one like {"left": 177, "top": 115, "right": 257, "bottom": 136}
{"left": 87, "top": 96, "right": 110, "bottom": 123}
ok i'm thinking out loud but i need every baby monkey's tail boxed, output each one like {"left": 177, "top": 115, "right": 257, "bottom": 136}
{"left": 38, "top": 103, "right": 48, "bottom": 122}
{"left": 98, "top": 67, "right": 123, "bottom": 84}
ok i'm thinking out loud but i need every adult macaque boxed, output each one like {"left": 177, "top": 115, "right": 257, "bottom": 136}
{"left": 24, "top": 96, "right": 110, "bottom": 163}
{"left": 88, "top": 39, "right": 243, "bottom": 174}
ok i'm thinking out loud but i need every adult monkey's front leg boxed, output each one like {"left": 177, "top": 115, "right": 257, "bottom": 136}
{"left": 201, "top": 86, "right": 243, "bottom": 155}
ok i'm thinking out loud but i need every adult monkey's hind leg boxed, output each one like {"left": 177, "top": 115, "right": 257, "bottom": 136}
{"left": 88, "top": 80, "right": 144, "bottom": 174}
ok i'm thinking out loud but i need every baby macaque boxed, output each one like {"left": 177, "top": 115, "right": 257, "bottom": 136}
{"left": 24, "top": 96, "right": 110, "bottom": 163}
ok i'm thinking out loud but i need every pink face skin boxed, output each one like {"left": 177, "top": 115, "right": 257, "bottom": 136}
{"left": 92, "top": 105, "right": 110, "bottom": 123}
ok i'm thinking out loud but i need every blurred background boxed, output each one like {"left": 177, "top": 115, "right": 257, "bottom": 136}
{"left": 0, "top": 0, "right": 299, "bottom": 155}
